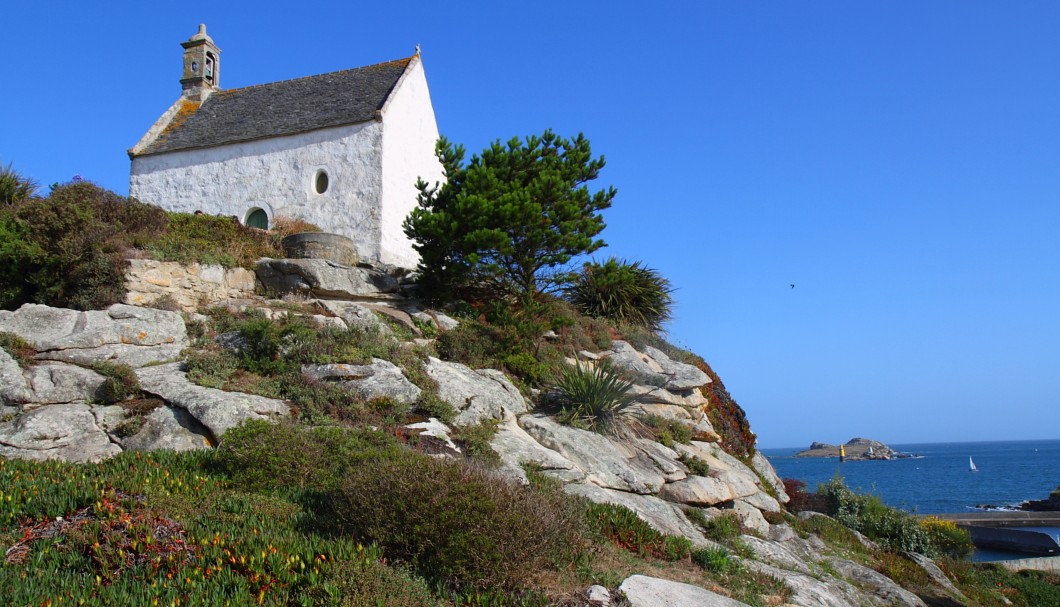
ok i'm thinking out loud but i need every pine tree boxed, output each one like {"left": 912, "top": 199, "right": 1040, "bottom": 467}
{"left": 404, "top": 130, "right": 616, "bottom": 302}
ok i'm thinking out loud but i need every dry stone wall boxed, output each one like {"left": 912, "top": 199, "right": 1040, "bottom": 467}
{"left": 124, "top": 259, "right": 256, "bottom": 311}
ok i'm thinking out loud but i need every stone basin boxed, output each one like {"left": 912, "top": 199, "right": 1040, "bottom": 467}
{"left": 281, "top": 232, "right": 358, "bottom": 266}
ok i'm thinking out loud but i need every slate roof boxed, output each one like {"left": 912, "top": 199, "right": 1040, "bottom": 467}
{"left": 136, "top": 56, "right": 414, "bottom": 156}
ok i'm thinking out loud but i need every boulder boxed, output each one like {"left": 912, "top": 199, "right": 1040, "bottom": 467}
{"left": 743, "top": 560, "right": 872, "bottom": 607}
{"left": 256, "top": 258, "right": 401, "bottom": 300}
{"left": 403, "top": 417, "right": 460, "bottom": 454}
{"left": 490, "top": 416, "right": 584, "bottom": 485}
{"left": 618, "top": 575, "right": 751, "bottom": 607}
{"left": 635, "top": 438, "right": 688, "bottom": 482}
{"left": 730, "top": 500, "right": 771, "bottom": 536}
{"left": 0, "top": 303, "right": 186, "bottom": 351}
{"left": 740, "top": 490, "right": 783, "bottom": 514}
{"left": 317, "top": 300, "right": 392, "bottom": 334}
{"left": 136, "top": 363, "right": 289, "bottom": 440}
{"left": 658, "top": 475, "right": 743, "bottom": 507}
{"left": 302, "top": 359, "right": 422, "bottom": 405}
{"left": 411, "top": 310, "right": 460, "bottom": 331}
{"left": 740, "top": 535, "right": 813, "bottom": 574}
{"left": 521, "top": 414, "right": 665, "bottom": 494}
{"left": 642, "top": 345, "right": 712, "bottom": 390}
{"left": 675, "top": 442, "right": 765, "bottom": 500}
{"left": 604, "top": 341, "right": 668, "bottom": 385}
{"left": 566, "top": 483, "right": 713, "bottom": 547}
{"left": 0, "top": 304, "right": 187, "bottom": 368}
{"left": 823, "top": 557, "right": 927, "bottom": 607}
{"left": 24, "top": 363, "right": 106, "bottom": 404}
{"left": 585, "top": 585, "right": 611, "bottom": 606}
{"left": 121, "top": 406, "right": 211, "bottom": 452}
{"left": 752, "top": 450, "right": 790, "bottom": 503}
{"left": 628, "top": 385, "right": 709, "bottom": 408}
{"left": 0, "top": 349, "right": 31, "bottom": 405}
{"left": 902, "top": 552, "right": 970, "bottom": 604}
{"left": 0, "top": 403, "right": 121, "bottom": 462}
{"left": 425, "top": 357, "right": 528, "bottom": 426}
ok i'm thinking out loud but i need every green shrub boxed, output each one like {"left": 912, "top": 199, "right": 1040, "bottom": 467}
{"left": 218, "top": 419, "right": 401, "bottom": 492}
{"left": 413, "top": 392, "right": 457, "bottom": 424}
{"left": 304, "top": 558, "right": 446, "bottom": 607}
{"left": 585, "top": 501, "right": 692, "bottom": 561}
{"left": 184, "top": 349, "right": 240, "bottom": 388}
{"left": 692, "top": 546, "right": 739, "bottom": 574}
{"left": 145, "top": 212, "right": 283, "bottom": 268}
{"left": 817, "top": 478, "right": 937, "bottom": 555}
{"left": 0, "top": 331, "right": 35, "bottom": 367}
{"left": 0, "top": 181, "right": 168, "bottom": 310}
{"left": 553, "top": 361, "right": 637, "bottom": 435}
{"left": 92, "top": 362, "right": 141, "bottom": 404}
{"left": 0, "top": 161, "right": 38, "bottom": 205}
{"left": 451, "top": 419, "right": 500, "bottom": 465}
{"left": 920, "top": 516, "right": 974, "bottom": 559}
{"left": 436, "top": 317, "right": 510, "bottom": 370}
{"left": 680, "top": 453, "right": 711, "bottom": 477}
{"left": 700, "top": 512, "right": 743, "bottom": 542}
{"left": 567, "top": 257, "right": 673, "bottom": 333}
{"left": 643, "top": 414, "right": 693, "bottom": 447}
{"left": 330, "top": 451, "right": 585, "bottom": 592}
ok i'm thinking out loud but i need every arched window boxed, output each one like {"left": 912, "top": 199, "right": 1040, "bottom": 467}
{"left": 246, "top": 208, "right": 268, "bottom": 229}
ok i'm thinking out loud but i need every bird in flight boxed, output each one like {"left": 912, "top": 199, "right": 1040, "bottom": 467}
{"left": 790, "top": 283, "right": 795, "bottom": 289}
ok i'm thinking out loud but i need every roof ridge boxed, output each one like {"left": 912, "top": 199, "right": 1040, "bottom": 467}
{"left": 216, "top": 55, "right": 415, "bottom": 96}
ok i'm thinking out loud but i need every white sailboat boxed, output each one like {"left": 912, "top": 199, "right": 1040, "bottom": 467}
{"left": 969, "top": 456, "right": 978, "bottom": 472}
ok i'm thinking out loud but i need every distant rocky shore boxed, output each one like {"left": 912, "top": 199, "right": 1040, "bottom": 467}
{"left": 977, "top": 486, "right": 1060, "bottom": 512}
{"left": 795, "top": 437, "right": 920, "bottom": 461}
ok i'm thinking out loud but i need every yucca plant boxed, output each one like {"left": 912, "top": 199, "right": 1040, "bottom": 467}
{"left": 554, "top": 361, "right": 638, "bottom": 435}
{"left": 567, "top": 257, "right": 674, "bottom": 333}
{"left": 0, "top": 161, "right": 38, "bottom": 205}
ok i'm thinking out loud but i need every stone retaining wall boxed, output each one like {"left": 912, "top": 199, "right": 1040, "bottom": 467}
{"left": 124, "top": 259, "right": 256, "bottom": 311}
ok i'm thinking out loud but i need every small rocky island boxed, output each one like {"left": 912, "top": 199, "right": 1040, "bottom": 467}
{"left": 795, "top": 437, "right": 917, "bottom": 461}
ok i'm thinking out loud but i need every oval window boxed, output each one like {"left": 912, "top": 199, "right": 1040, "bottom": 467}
{"left": 246, "top": 208, "right": 269, "bottom": 229}
{"left": 314, "top": 170, "right": 329, "bottom": 194}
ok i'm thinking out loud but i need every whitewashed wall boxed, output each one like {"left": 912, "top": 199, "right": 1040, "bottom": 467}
{"left": 130, "top": 121, "right": 387, "bottom": 264}
{"left": 379, "top": 58, "right": 444, "bottom": 268}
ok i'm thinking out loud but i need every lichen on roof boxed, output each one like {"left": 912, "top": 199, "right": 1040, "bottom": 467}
{"left": 134, "top": 56, "right": 415, "bottom": 156}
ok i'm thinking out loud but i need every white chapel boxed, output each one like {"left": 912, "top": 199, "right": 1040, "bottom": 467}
{"left": 129, "top": 25, "right": 444, "bottom": 269}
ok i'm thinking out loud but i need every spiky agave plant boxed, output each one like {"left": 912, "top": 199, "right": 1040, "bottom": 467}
{"left": 554, "top": 361, "right": 638, "bottom": 435}
{"left": 0, "top": 162, "right": 38, "bottom": 205}
{"left": 567, "top": 257, "right": 674, "bottom": 333}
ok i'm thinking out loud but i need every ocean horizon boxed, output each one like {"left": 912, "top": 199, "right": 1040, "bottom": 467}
{"left": 762, "top": 438, "right": 1060, "bottom": 515}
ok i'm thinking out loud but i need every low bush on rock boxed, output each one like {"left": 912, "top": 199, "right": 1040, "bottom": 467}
{"left": 553, "top": 361, "right": 637, "bottom": 435}
{"left": 330, "top": 450, "right": 586, "bottom": 592}
{"left": 450, "top": 419, "right": 501, "bottom": 465}
{"left": 92, "top": 361, "right": 142, "bottom": 404}
{"left": 144, "top": 212, "right": 283, "bottom": 268}
{"left": 567, "top": 257, "right": 674, "bottom": 333}
{"left": 585, "top": 501, "right": 692, "bottom": 561}
{"left": 0, "top": 331, "right": 35, "bottom": 367}
{"left": 644, "top": 414, "right": 693, "bottom": 448}
{"left": 919, "top": 516, "right": 974, "bottom": 559}
{"left": 0, "top": 181, "right": 167, "bottom": 310}
{"left": 218, "top": 419, "right": 401, "bottom": 492}
{"left": 815, "top": 478, "right": 974, "bottom": 558}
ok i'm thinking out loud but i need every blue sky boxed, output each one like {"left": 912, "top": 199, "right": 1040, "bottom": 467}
{"left": 4, "top": 2, "right": 1059, "bottom": 448}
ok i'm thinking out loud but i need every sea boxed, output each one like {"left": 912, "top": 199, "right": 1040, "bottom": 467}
{"left": 762, "top": 439, "right": 1060, "bottom": 561}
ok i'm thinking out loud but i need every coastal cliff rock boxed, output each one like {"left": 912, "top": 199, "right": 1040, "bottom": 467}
{"left": 0, "top": 295, "right": 978, "bottom": 607}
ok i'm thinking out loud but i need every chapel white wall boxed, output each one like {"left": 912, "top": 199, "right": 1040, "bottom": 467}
{"left": 379, "top": 58, "right": 444, "bottom": 268}
{"left": 130, "top": 122, "right": 386, "bottom": 263}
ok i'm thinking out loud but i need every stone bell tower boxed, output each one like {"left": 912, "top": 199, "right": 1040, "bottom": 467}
{"left": 180, "top": 24, "right": 221, "bottom": 102}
